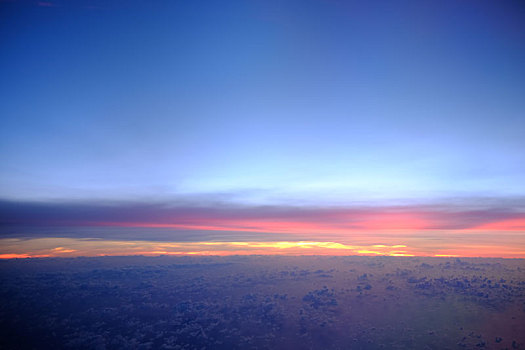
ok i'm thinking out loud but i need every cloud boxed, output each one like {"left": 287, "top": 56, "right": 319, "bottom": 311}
{"left": 1, "top": 196, "right": 524, "bottom": 235}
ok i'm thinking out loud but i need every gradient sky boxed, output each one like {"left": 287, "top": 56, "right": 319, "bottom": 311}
{"left": 1, "top": 0, "right": 525, "bottom": 257}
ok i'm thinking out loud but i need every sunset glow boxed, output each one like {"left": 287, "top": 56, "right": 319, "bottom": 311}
{"left": 1, "top": 233, "right": 523, "bottom": 259}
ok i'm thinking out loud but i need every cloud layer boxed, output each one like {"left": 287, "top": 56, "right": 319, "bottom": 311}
{"left": 2, "top": 197, "right": 524, "bottom": 234}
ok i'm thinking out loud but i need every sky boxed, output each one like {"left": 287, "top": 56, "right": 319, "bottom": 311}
{"left": 1, "top": 0, "right": 524, "bottom": 258}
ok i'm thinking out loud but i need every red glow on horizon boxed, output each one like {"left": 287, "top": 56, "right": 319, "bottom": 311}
{"left": 93, "top": 213, "right": 525, "bottom": 235}
{"left": 2, "top": 209, "right": 524, "bottom": 259}
{"left": 474, "top": 218, "right": 525, "bottom": 231}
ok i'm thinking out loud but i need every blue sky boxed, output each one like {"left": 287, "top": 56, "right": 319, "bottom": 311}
{"left": 1, "top": 0, "right": 524, "bottom": 205}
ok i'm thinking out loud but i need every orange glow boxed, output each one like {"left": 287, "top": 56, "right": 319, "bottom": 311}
{"left": 0, "top": 253, "right": 51, "bottom": 259}
{"left": 1, "top": 235, "right": 523, "bottom": 259}
{"left": 435, "top": 254, "right": 459, "bottom": 257}
{"left": 0, "top": 254, "right": 32, "bottom": 259}
{"left": 389, "top": 253, "right": 415, "bottom": 257}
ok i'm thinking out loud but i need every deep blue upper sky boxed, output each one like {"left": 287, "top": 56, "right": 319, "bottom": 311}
{"left": 1, "top": 0, "right": 524, "bottom": 204}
